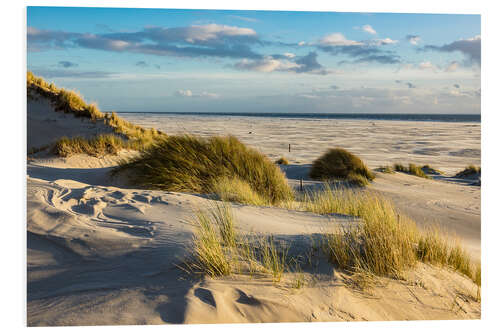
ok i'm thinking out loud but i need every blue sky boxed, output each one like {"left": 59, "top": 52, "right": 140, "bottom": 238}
{"left": 27, "top": 7, "right": 481, "bottom": 113}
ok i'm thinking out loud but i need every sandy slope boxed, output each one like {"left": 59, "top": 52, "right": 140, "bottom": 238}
{"left": 27, "top": 155, "right": 480, "bottom": 325}
{"left": 26, "top": 97, "right": 481, "bottom": 325}
{"left": 27, "top": 93, "right": 117, "bottom": 151}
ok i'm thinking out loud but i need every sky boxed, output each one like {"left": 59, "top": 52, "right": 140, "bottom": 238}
{"left": 27, "top": 7, "right": 481, "bottom": 113}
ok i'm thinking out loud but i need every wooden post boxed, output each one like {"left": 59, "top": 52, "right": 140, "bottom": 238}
{"left": 300, "top": 178, "right": 303, "bottom": 192}
{"left": 288, "top": 144, "right": 291, "bottom": 152}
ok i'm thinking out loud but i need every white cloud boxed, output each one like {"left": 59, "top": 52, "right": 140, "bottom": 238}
{"left": 371, "top": 38, "right": 398, "bottom": 46}
{"left": 234, "top": 57, "right": 299, "bottom": 73}
{"left": 175, "top": 89, "right": 219, "bottom": 98}
{"left": 283, "top": 52, "right": 296, "bottom": 58}
{"left": 298, "top": 41, "right": 306, "bottom": 46}
{"left": 319, "top": 33, "right": 364, "bottom": 46}
{"left": 362, "top": 25, "right": 377, "bottom": 35}
{"left": 175, "top": 89, "right": 193, "bottom": 97}
{"left": 183, "top": 24, "right": 257, "bottom": 43}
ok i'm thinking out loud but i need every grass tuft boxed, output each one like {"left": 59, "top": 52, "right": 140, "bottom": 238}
{"left": 455, "top": 165, "right": 481, "bottom": 178}
{"left": 393, "top": 163, "right": 430, "bottom": 178}
{"left": 191, "top": 206, "right": 234, "bottom": 277}
{"left": 377, "top": 165, "right": 395, "bottom": 174}
{"left": 302, "top": 185, "right": 479, "bottom": 285}
{"left": 275, "top": 156, "right": 289, "bottom": 165}
{"left": 187, "top": 202, "right": 289, "bottom": 282}
{"left": 211, "top": 176, "right": 269, "bottom": 206}
{"left": 309, "top": 148, "right": 375, "bottom": 186}
{"left": 114, "top": 135, "right": 293, "bottom": 205}
{"left": 52, "top": 135, "right": 140, "bottom": 157}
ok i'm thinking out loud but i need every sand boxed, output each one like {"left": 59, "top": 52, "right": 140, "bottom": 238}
{"left": 121, "top": 113, "right": 482, "bottom": 259}
{"left": 27, "top": 100, "right": 481, "bottom": 325}
{"left": 27, "top": 159, "right": 481, "bottom": 325}
{"left": 118, "top": 113, "right": 481, "bottom": 175}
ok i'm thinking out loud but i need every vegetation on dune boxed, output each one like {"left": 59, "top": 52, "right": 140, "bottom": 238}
{"left": 303, "top": 185, "right": 480, "bottom": 285}
{"left": 187, "top": 202, "right": 288, "bottom": 281}
{"left": 186, "top": 193, "right": 480, "bottom": 291}
{"left": 212, "top": 176, "right": 270, "bottom": 206}
{"left": 377, "top": 165, "right": 395, "bottom": 174}
{"left": 275, "top": 156, "right": 289, "bottom": 165}
{"left": 309, "top": 148, "right": 375, "bottom": 186}
{"left": 393, "top": 163, "right": 430, "bottom": 179}
{"left": 27, "top": 71, "right": 165, "bottom": 155}
{"left": 114, "top": 135, "right": 293, "bottom": 205}
{"left": 455, "top": 165, "right": 481, "bottom": 178}
{"left": 52, "top": 135, "right": 144, "bottom": 158}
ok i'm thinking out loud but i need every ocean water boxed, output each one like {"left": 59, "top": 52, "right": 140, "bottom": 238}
{"left": 115, "top": 112, "right": 481, "bottom": 123}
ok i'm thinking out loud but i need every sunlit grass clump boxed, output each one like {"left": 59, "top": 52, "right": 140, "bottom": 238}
{"left": 114, "top": 135, "right": 293, "bottom": 205}
{"left": 52, "top": 135, "right": 128, "bottom": 158}
{"left": 393, "top": 163, "right": 430, "bottom": 179}
{"left": 309, "top": 148, "right": 375, "bottom": 186}
{"left": 212, "top": 176, "right": 270, "bottom": 206}
{"left": 303, "top": 185, "right": 480, "bottom": 285}
{"left": 187, "top": 202, "right": 288, "bottom": 282}
{"left": 275, "top": 156, "right": 289, "bottom": 165}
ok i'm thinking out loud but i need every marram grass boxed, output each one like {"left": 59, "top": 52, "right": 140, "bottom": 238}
{"left": 114, "top": 135, "right": 293, "bottom": 205}
{"left": 309, "top": 148, "right": 375, "bottom": 186}
{"left": 455, "top": 165, "right": 481, "bottom": 178}
{"left": 393, "top": 163, "right": 430, "bottom": 179}
{"left": 187, "top": 202, "right": 288, "bottom": 282}
{"left": 28, "top": 71, "right": 165, "bottom": 155}
{"left": 302, "top": 185, "right": 480, "bottom": 285}
{"left": 185, "top": 192, "right": 480, "bottom": 290}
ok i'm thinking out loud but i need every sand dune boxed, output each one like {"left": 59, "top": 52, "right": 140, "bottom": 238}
{"left": 27, "top": 93, "right": 117, "bottom": 151}
{"left": 27, "top": 93, "right": 481, "bottom": 325}
{"left": 27, "top": 154, "right": 480, "bottom": 325}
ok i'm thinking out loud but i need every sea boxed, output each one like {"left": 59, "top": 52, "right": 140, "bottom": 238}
{"left": 115, "top": 112, "right": 480, "bottom": 123}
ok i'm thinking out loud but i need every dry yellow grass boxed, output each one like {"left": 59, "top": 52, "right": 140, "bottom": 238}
{"left": 27, "top": 71, "right": 165, "bottom": 156}
{"left": 186, "top": 202, "right": 289, "bottom": 282}
{"left": 114, "top": 135, "right": 293, "bottom": 205}
{"left": 304, "top": 185, "right": 480, "bottom": 285}
{"left": 309, "top": 148, "right": 375, "bottom": 186}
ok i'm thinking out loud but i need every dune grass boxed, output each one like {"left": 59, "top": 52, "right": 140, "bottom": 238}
{"left": 211, "top": 176, "right": 270, "bottom": 206}
{"left": 377, "top": 165, "right": 395, "bottom": 174}
{"left": 186, "top": 195, "right": 480, "bottom": 290}
{"left": 393, "top": 163, "right": 430, "bottom": 179}
{"left": 28, "top": 71, "right": 165, "bottom": 154}
{"left": 52, "top": 135, "right": 130, "bottom": 157}
{"left": 187, "top": 202, "right": 288, "bottom": 282}
{"left": 309, "top": 148, "right": 375, "bottom": 187}
{"left": 275, "top": 156, "right": 289, "bottom": 165}
{"left": 114, "top": 135, "right": 293, "bottom": 205}
{"left": 302, "top": 185, "right": 480, "bottom": 284}
{"left": 455, "top": 165, "right": 481, "bottom": 178}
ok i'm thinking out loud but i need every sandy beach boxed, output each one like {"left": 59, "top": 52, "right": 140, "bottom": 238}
{"left": 22, "top": 6, "right": 487, "bottom": 328}
{"left": 119, "top": 113, "right": 480, "bottom": 175}
{"left": 27, "top": 94, "right": 481, "bottom": 325}
{"left": 120, "top": 113, "right": 481, "bottom": 258}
